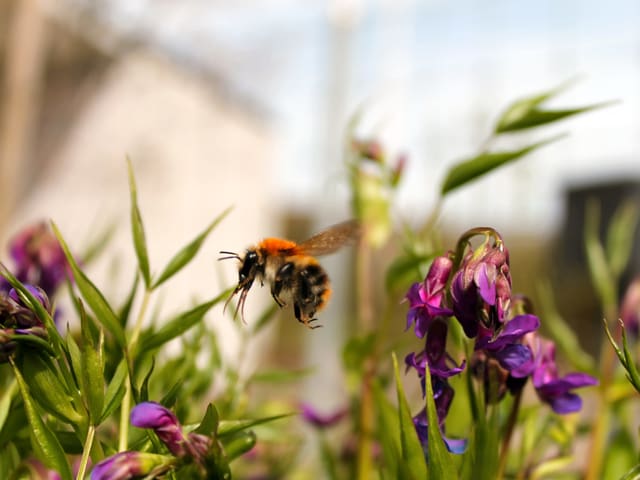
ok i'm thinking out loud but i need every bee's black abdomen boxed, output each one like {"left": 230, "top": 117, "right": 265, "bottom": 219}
{"left": 298, "top": 264, "right": 328, "bottom": 305}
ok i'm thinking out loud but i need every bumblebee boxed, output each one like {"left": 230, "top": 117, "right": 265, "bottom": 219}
{"left": 219, "top": 220, "right": 359, "bottom": 328}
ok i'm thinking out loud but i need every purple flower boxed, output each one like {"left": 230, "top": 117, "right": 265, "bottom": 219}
{"left": 0, "top": 285, "right": 52, "bottom": 363}
{"left": 8, "top": 222, "right": 70, "bottom": 297}
{"left": 300, "top": 403, "right": 348, "bottom": 429}
{"left": 130, "top": 402, "right": 188, "bottom": 457}
{"left": 405, "top": 255, "right": 454, "bottom": 338}
{"left": 451, "top": 230, "right": 511, "bottom": 338}
{"left": 527, "top": 335, "right": 598, "bottom": 414}
{"left": 91, "top": 451, "right": 170, "bottom": 480}
{"left": 475, "top": 314, "right": 540, "bottom": 377}
{"left": 130, "top": 402, "right": 211, "bottom": 462}
{"left": 405, "top": 320, "right": 465, "bottom": 388}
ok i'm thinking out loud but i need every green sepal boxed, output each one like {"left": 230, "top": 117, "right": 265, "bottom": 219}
{"left": 10, "top": 360, "right": 73, "bottom": 480}
{"left": 51, "top": 223, "right": 126, "bottom": 349}
{"left": 194, "top": 403, "right": 219, "bottom": 436}
{"left": 127, "top": 158, "right": 152, "bottom": 288}
{"left": 152, "top": 206, "right": 232, "bottom": 289}
{"left": 440, "top": 135, "right": 563, "bottom": 196}
{"left": 392, "top": 353, "right": 428, "bottom": 478}
{"left": 222, "top": 430, "right": 257, "bottom": 461}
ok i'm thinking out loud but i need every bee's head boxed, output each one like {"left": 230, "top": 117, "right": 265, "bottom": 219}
{"left": 219, "top": 248, "right": 262, "bottom": 290}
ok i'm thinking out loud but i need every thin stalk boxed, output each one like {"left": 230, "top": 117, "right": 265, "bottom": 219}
{"left": 355, "top": 239, "right": 374, "bottom": 480}
{"left": 118, "top": 288, "right": 152, "bottom": 451}
{"left": 76, "top": 424, "right": 95, "bottom": 480}
{"left": 497, "top": 388, "right": 523, "bottom": 479}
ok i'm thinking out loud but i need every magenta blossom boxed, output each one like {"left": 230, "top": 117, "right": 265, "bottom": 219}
{"left": 620, "top": 277, "right": 640, "bottom": 337}
{"left": 8, "top": 222, "right": 70, "bottom": 297}
{"left": 91, "top": 451, "right": 170, "bottom": 480}
{"left": 527, "top": 334, "right": 598, "bottom": 414}
{"left": 405, "top": 255, "right": 454, "bottom": 338}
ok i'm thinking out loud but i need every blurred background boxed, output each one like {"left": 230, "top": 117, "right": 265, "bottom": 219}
{"left": 1, "top": 0, "right": 639, "bottom": 412}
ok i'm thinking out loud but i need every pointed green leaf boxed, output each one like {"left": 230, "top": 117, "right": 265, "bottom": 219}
{"left": 619, "top": 464, "right": 640, "bottom": 480}
{"left": 496, "top": 103, "right": 613, "bottom": 133}
{"left": 118, "top": 274, "right": 140, "bottom": 328}
{"left": 218, "top": 413, "right": 293, "bottom": 438}
{"left": 441, "top": 136, "right": 563, "bottom": 196}
{"left": 51, "top": 222, "right": 126, "bottom": 348}
{"left": 139, "top": 291, "right": 227, "bottom": 352}
{"left": 81, "top": 329, "right": 105, "bottom": 424}
{"left": 494, "top": 79, "right": 614, "bottom": 133}
{"left": 372, "top": 380, "right": 412, "bottom": 479}
{"left": 0, "top": 380, "right": 16, "bottom": 434}
{"left": 11, "top": 360, "right": 73, "bottom": 480}
{"left": 127, "top": 158, "right": 151, "bottom": 288}
{"left": 423, "top": 362, "right": 458, "bottom": 478}
{"left": 152, "top": 206, "right": 232, "bottom": 288}
{"left": 392, "top": 353, "right": 428, "bottom": 478}
{"left": 461, "top": 405, "right": 499, "bottom": 480}
{"left": 101, "top": 359, "right": 128, "bottom": 422}
{"left": 249, "top": 367, "right": 313, "bottom": 384}
{"left": 20, "top": 352, "right": 83, "bottom": 425}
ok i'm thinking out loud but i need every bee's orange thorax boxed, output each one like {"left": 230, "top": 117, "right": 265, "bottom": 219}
{"left": 257, "top": 238, "right": 300, "bottom": 256}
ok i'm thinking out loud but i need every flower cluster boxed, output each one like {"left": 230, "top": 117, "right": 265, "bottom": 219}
{"left": 404, "top": 228, "right": 597, "bottom": 454}
{"left": 92, "top": 402, "right": 213, "bottom": 479}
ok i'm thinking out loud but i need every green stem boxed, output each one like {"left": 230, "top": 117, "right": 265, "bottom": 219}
{"left": 118, "top": 288, "right": 152, "bottom": 451}
{"left": 496, "top": 388, "right": 523, "bottom": 479}
{"left": 76, "top": 424, "right": 95, "bottom": 480}
{"left": 355, "top": 239, "right": 374, "bottom": 480}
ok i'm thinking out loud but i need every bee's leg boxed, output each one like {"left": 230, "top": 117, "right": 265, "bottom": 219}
{"left": 272, "top": 262, "right": 295, "bottom": 308}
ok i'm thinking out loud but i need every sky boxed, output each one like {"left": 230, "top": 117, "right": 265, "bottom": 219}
{"left": 64, "top": 0, "right": 640, "bottom": 234}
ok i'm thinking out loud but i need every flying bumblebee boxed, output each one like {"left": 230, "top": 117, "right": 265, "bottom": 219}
{"left": 219, "top": 220, "right": 360, "bottom": 328}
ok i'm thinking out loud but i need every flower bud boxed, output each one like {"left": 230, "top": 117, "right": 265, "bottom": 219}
{"left": 91, "top": 451, "right": 171, "bottom": 480}
{"left": 130, "top": 402, "right": 187, "bottom": 457}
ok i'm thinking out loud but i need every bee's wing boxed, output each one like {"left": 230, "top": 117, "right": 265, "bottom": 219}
{"left": 297, "top": 220, "right": 360, "bottom": 257}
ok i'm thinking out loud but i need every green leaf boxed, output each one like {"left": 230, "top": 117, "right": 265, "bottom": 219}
{"left": 81, "top": 328, "right": 105, "bottom": 424}
{"left": 10, "top": 360, "right": 73, "bottom": 480}
{"left": 423, "top": 361, "right": 458, "bottom": 479}
{"left": 372, "top": 380, "right": 406, "bottom": 479}
{"left": 494, "top": 79, "right": 614, "bottom": 133}
{"left": 0, "top": 380, "right": 16, "bottom": 434}
{"left": 139, "top": 292, "right": 227, "bottom": 352}
{"left": 19, "top": 352, "right": 83, "bottom": 425}
{"left": 619, "top": 464, "right": 640, "bottom": 480}
{"left": 51, "top": 222, "right": 126, "bottom": 349}
{"left": 127, "top": 158, "right": 152, "bottom": 288}
{"left": 101, "top": 359, "right": 128, "bottom": 422}
{"left": 218, "top": 413, "right": 293, "bottom": 438}
{"left": 606, "top": 201, "right": 639, "bottom": 280}
{"left": 496, "top": 103, "right": 613, "bottom": 133}
{"left": 440, "top": 135, "right": 563, "bottom": 196}
{"left": 392, "top": 353, "right": 428, "bottom": 478}
{"left": 461, "top": 405, "right": 499, "bottom": 480}
{"left": 152, "top": 206, "right": 232, "bottom": 288}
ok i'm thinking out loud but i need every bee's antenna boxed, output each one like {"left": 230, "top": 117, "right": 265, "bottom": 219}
{"left": 218, "top": 251, "right": 241, "bottom": 261}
